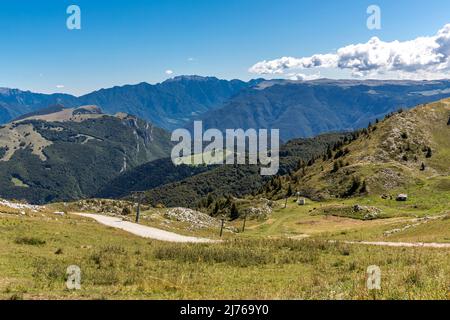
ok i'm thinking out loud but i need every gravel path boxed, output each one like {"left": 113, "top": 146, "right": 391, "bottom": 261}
{"left": 342, "top": 240, "right": 450, "bottom": 248}
{"left": 72, "top": 213, "right": 218, "bottom": 243}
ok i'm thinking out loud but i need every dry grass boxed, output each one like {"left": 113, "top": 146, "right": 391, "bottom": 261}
{"left": 0, "top": 211, "right": 448, "bottom": 300}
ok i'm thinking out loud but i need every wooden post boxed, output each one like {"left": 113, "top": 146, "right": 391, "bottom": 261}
{"left": 219, "top": 219, "right": 225, "bottom": 237}
{"left": 284, "top": 196, "right": 288, "bottom": 209}
{"left": 242, "top": 214, "right": 247, "bottom": 233}
{"left": 135, "top": 194, "right": 141, "bottom": 223}
{"left": 132, "top": 191, "right": 145, "bottom": 224}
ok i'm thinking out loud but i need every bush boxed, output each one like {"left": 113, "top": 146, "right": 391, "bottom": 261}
{"left": 343, "top": 177, "right": 361, "bottom": 197}
{"left": 230, "top": 203, "right": 239, "bottom": 220}
{"left": 121, "top": 207, "right": 132, "bottom": 215}
{"left": 331, "top": 161, "right": 341, "bottom": 173}
{"left": 15, "top": 237, "right": 46, "bottom": 246}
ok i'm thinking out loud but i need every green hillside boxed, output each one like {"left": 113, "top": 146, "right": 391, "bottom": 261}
{"left": 139, "top": 133, "right": 353, "bottom": 208}
{"left": 0, "top": 106, "right": 172, "bottom": 203}
{"left": 269, "top": 99, "right": 450, "bottom": 206}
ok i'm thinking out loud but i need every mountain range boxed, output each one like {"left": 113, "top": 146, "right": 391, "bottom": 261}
{"left": 0, "top": 88, "right": 78, "bottom": 124}
{"left": 1, "top": 76, "right": 450, "bottom": 205}
{"left": 3, "top": 77, "right": 450, "bottom": 142}
{"left": 194, "top": 79, "right": 450, "bottom": 140}
{"left": 1, "top": 76, "right": 257, "bottom": 130}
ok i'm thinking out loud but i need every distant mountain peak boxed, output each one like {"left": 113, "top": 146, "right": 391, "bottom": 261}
{"left": 165, "top": 75, "right": 219, "bottom": 82}
{"left": 0, "top": 88, "right": 12, "bottom": 95}
{"left": 0, "top": 87, "right": 26, "bottom": 96}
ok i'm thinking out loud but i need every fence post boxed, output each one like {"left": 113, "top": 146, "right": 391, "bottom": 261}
{"left": 242, "top": 215, "right": 247, "bottom": 232}
{"left": 131, "top": 191, "right": 145, "bottom": 223}
{"left": 219, "top": 219, "right": 225, "bottom": 237}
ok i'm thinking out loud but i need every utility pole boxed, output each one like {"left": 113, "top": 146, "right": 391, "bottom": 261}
{"left": 131, "top": 191, "right": 145, "bottom": 223}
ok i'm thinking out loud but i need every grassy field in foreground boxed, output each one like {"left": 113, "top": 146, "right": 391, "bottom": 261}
{"left": 0, "top": 211, "right": 448, "bottom": 300}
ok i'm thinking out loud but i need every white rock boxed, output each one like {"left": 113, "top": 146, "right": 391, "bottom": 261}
{"left": 0, "top": 199, "right": 43, "bottom": 211}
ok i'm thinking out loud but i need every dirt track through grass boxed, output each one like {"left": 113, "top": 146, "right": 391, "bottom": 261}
{"left": 72, "top": 213, "right": 218, "bottom": 243}
{"left": 341, "top": 240, "right": 450, "bottom": 248}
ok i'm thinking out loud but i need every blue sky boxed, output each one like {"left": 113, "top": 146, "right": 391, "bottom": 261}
{"left": 1, "top": 0, "right": 450, "bottom": 95}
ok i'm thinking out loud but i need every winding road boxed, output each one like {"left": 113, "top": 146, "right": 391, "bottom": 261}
{"left": 72, "top": 213, "right": 218, "bottom": 243}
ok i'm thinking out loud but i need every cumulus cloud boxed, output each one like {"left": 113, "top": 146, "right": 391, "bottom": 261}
{"left": 249, "top": 24, "right": 450, "bottom": 80}
{"left": 287, "top": 72, "right": 322, "bottom": 81}
{"left": 165, "top": 69, "right": 174, "bottom": 75}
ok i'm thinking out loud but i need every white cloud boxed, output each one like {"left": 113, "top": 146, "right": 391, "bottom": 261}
{"left": 56, "top": 85, "right": 65, "bottom": 89}
{"left": 165, "top": 70, "right": 174, "bottom": 75}
{"left": 287, "top": 72, "right": 322, "bottom": 81}
{"left": 249, "top": 24, "right": 450, "bottom": 80}
{"left": 187, "top": 57, "right": 196, "bottom": 62}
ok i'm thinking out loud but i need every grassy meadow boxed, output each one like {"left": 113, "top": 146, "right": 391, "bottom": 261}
{"left": 0, "top": 200, "right": 448, "bottom": 300}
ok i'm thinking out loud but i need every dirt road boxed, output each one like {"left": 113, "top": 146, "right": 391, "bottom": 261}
{"left": 72, "top": 213, "right": 218, "bottom": 243}
{"left": 342, "top": 240, "right": 450, "bottom": 248}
